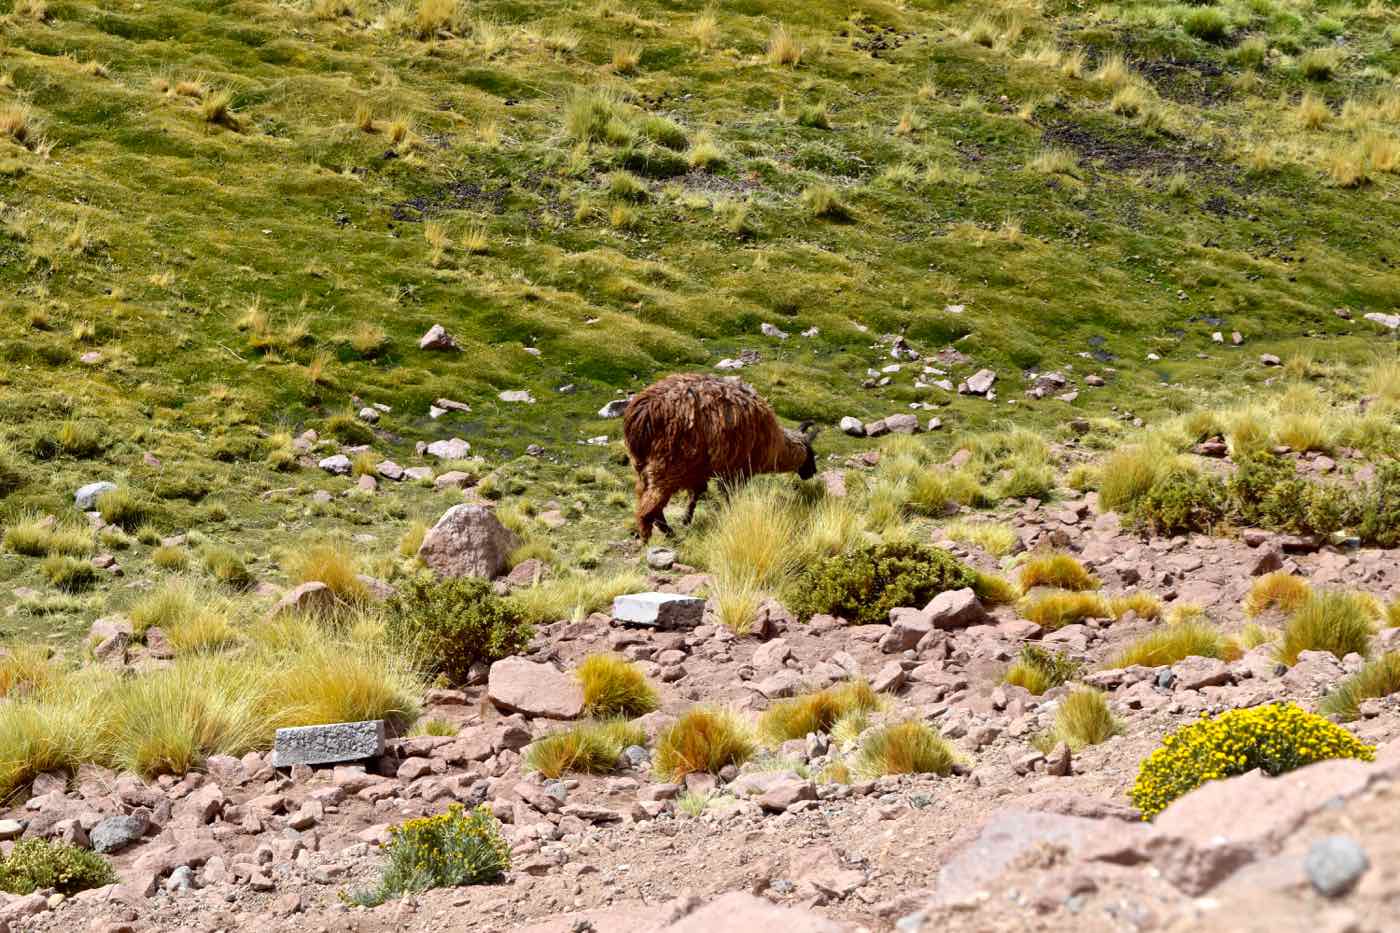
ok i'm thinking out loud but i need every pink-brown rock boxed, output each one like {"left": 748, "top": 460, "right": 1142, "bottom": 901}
{"left": 487, "top": 658, "right": 584, "bottom": 720}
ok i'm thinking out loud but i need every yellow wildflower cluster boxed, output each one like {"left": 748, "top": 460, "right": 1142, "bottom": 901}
{"left": 347, "top": 803, "right": 510, "bottom": 905}
{"left": 1130, "top": 703, "right": 1374, "bottom": 820}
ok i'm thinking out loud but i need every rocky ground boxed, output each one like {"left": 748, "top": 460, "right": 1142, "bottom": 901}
{"left": 2, "top": 493, "right": 1399, "bottom": 933}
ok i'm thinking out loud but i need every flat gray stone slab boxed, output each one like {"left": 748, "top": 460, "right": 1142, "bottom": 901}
{"left": 273, "top": 720, "right": 385, "bottom": 768}
{"left": 612, "top": 592, "right": 705, "bottom": 630}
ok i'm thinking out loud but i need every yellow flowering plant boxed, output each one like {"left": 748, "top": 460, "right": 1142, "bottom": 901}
{"left": 346, "top": 804, "right": 510, "bottom": 906}
{"left": 1129, "top": 703, "right": 1374, "bottom": 820}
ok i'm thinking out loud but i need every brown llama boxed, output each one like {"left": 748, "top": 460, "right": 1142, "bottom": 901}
{"left": 622, "top": 373, "right": 818, "bottom": 541}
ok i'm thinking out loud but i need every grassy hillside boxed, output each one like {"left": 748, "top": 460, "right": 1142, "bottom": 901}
{"left": 1, "top": 0, "right": 1399, "bottom": 639}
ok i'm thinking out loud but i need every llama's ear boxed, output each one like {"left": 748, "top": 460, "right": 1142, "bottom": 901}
{"left": 798, "top": 421, "right": 820, "bottom": 443}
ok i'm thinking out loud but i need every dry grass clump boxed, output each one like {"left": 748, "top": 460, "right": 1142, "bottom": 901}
{"left": 1003, "top": 645, "right": 1080, "bottom": 695}
{"left": 41, "top": 556, "right": 97, "bottom": 592}
{"left": 943, "top": 520, "right": 1017, "bottom": 557}
{"left": 1021, "top": 591, "right": 1112, "bottom": 630}
{"left": 1096, "top": 445, "right": 1163, "bottom": 513}
{"left": 1244, "top": 572, "right": 1313, "bottom": 617}
{"left": 129, "top": 577, "right": 213, "bottom": 635}
{"left": 1234, "top": 622, "right": 1278, "bottom": 651}
{"left": 853, "top": 721, "right": 955, "bottom": 777}
{"left": 1018, "top": 552, "right": 1098, "bottom": 592}
{"left": 284, "top": 541, "right": 369, "bottom": 607}
{"left": 102, "top": 658, "right": 266, "bottom": 776}
{"left": 3, "top": 514, "right": 92, "bottom": 557}
{"left": 1320, "top": 653, "right": 1400, "bottom": 721}
{"left": 1109, "top": 621, "right": 1239, "bottom": 669}
{"left": 767, "top": 25, "right": 803, "bottom": 66}
{"left": 261, "top": 636, "right": 422, "bottom": 735}
{"left": 1049, "top": 688, "right": 1119, "bottom": 749}
{"left": 202, "top": 545, "right": 251, "bottom": 589}
{"left": 1277, "top": 591, "right": 1375, "bottom": 666}
{"left": 758, "top": 680, "right": 880, "bottom": 745}
{"left": 576, "top": 654, "right": 658, "bottom": 719}
{"left": 801, "top": 183, "right": 851, "bottom": 221}
{"left": 1109, "top": 591, "right": 1163, "bottom": 620}
{"left": 524, "top": 719, "right": 645, "bottom": 778}
{"left": 0, "top": 645, "right": 62, "bottom": 699}
{"left": 653, "top": 707, "right": 754, "bottom": 781}
{"left": 0, "top": 622, "right": 421, "bottom": 789}
{"left": 0, "top": 680, "right": 108, "bottom": 799}
{"left": 972, "top": 571, "right": 1019, "bottom": 607}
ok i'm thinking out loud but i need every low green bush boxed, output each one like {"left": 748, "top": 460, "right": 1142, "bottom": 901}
{"left": 386, "top": 576, "right": 533, "bottom": 685}
{"left": 1227, "top": 455, "right": 1354, "bottom": 537}
{"left": 1004, "top": 645, "right": 1080, "bottom": 694}
{"left": 0, "top": 839, "right": 116, "bottom": 895}
{"left": 1357, "top": 462, "right": 1400, "bottom": 548}
{"left": 1130, "top": 704, "right": 1374, "bottom": 819}
{"left": 789, "top": 540, "right": 974, "bottom": 626}
{"left": 1133, "top": 464, "right": 1227, "bottom": 535}
{"left": 347, "top": 804, "right": 509, "bottom": 907}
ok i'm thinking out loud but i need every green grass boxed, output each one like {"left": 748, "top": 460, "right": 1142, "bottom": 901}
{"left": 2, "top": 0, "right": 1400, "bottom": 638}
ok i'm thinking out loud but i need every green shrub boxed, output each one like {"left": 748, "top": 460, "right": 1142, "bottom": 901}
{"left": 1129, "top": 704, "right": 1374, "bottom": 819}
{"left": 1277, "top": 591, "right": 1375, "bottom": 666}
{"left": 1004, "top": 645, "right": 1080, "bottom": 695}
{"left": 347, "top": 804, "right": 509, "bottom": 907}
{"left": 1356, "top": 462, "right": 1400, "bottom": 548}
{"left": 0, "top": 839, "right": 116, "bottom": 895}
{"left": 854, "top": 721, "right": 955, "bottom": 777}
{"left": 1321, "top": 652, "right": 1400, "bottom": 721}
{"left": 1227, "top": 455, "right": 1352, "bottom": 536}
{"left": 1134, "top": 464, "right": 1227, "bottom": 535}
{"left": 41, "top": 555, "right": 97, "bottom": 592}
{"left": 524, "top": 718, "right": 645, "bottom": 778}
{"left": 789, "top": 540, "right": 974, "bottom": 626}
{"left": 576, "top": 654, "right": 658, "bottom": 718}
{"left": 385, "top": 576, "right": 533, "bottom": 685}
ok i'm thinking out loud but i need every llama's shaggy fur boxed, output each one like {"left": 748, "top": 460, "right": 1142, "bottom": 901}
{"left": 623, "top": 373, "right": 817, "bottom": 541}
